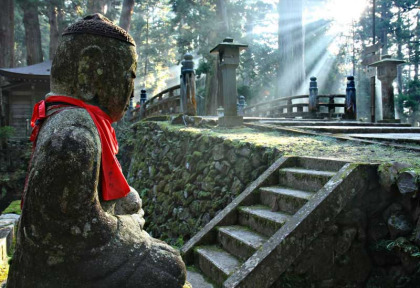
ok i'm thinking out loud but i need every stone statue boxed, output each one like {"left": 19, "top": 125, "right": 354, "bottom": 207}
{"left": 7, "top": 14, "right": 186, "bottom": 288}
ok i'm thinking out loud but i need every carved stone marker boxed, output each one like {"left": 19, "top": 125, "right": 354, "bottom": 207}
{"left": 7, "top": 14, "right": 186, "bottom": 288}
{"left": 210, "top": 38, "right": 248, "bottom": 127}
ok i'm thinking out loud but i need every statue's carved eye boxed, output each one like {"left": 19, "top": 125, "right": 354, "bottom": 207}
{"left": 126, "top": 71, "right": 136, "bottom": 80}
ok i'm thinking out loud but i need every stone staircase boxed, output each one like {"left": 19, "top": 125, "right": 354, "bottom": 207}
{"left": 182, "top": 156, "right": 370, "bottom": 288}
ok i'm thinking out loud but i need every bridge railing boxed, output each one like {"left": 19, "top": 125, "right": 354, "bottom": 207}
{"left": 130, "top": 53, "right": 197, "bottom": 122}
{"left": 243, "top": 94, "right": 347, "bottom": 119}
{"left": 131, "top": 63, "right": 356, "bottom": 121}
{"left": 131, "top": 84, "right": 181, "bottom": 122}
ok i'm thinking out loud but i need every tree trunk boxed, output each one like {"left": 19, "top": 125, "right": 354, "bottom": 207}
{"left": 415, "top": 11, "right": 420, "bottom": 80}
{"left": 87, "top": 0, "right": 106, "bottom": 15}
{"left": 48, "top": 0, "right": 65, "bottom": 60}
{"left": 0, "top": 0, "right": 14, "bottom": 68}
{"left": 205, "top": 59, "right": 219, "bottom": 115}
{"left": 277, "top": 0, "right": 305, "bottom": 97}
{"left": 379, "top": 1, "right": 391, "bottom": 55}
{"left": 49, "top": 7, "right": 59, "bottom": 59}
{"left": 396, "top": 8, "right": 403, "bottom": 94}
{"left": 217, "top": 0, "right": 230, "bottom": 34}
{"left": 204, "top": 1, "right": 228, "bottom": 115}
{"left": 119, "top": 0, "right": 135, "bottom": 32}
{"left": 22, "top": 1, "right": 43, "bottom": 65}
{"left": 143, "top": 14, "right": 150, "bottom": 88}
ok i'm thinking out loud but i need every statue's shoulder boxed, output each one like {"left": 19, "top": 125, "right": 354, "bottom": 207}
{"left": 48, "top": 107, "right": 96, "bottom": 129}
{"left": 36, "top": 107, "right": 101, "bottom": 153}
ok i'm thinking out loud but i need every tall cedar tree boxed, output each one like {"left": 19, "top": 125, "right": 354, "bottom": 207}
{"left": 19, "top": 0, "right": 43, "bottom": 65}
{"left": 119, "top": 0, "right": 135, "bottom": 32}
{"left": 277, "top": 0, "right": 305, "bottom": 97}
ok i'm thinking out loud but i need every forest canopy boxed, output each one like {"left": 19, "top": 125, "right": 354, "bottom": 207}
{"left": 1, "top": 0, "right": 419, "bottom": 121}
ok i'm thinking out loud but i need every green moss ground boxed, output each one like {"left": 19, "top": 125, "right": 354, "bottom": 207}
{"left": 156, "top": 122, "right": 420, "bottom": 167}
{"left": 2, "top": 200, "right": 21, "bottom": 215}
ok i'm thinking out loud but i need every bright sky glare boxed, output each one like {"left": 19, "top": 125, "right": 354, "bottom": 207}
{"left": 253, "top": 0, "right": 369, "bottom": 37}
{"left": 321, "top": 0, "right": 369, "bottom": 25}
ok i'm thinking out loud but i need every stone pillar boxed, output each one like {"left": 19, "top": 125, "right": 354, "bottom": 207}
{"left": 308, "top": 76, "right": 318, "bottom": 116}
{"left": 344, "top": 76, "right": 356, "bottom": 119}
{"left": 180, "top": 53, "right": 196, "bottom": 116}
{"left": 210, "top": 38, "right": 248, "bottom": 127}
{"left": 370, "top": 55, "right": 405, "bottom": 122}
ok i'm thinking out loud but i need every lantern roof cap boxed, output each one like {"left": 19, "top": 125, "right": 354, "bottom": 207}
{"left": 369, "top": 54, "right": 405, "bottom": 67}
{"left": 210, "top": 38, "right": 248, "bottom": 54}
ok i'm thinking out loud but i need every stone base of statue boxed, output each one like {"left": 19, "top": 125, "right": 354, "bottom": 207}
{"left": 218, "top": 116, "right": 243, "bottom": 127}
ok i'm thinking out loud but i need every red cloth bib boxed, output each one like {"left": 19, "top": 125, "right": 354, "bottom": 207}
{"left": 30, "top": 96, "right": 130, "bottom": 201}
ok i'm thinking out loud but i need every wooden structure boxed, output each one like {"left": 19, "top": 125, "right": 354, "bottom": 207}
{"left": 133, "top": 76, "right": 356, "bottom": 121}
{"left": 130, "top": 85, "right": 181, "bottom": 122}
{"left": 0, "top": 61, "right": 51, "bottom": 138}
{"left": 243, "top": 94, "right": 347, "bottom": 119}
{"left": 180, "top": 53, "right": 197, "bottom": 116}
{"left": 130, "top": 53, "right": 197, "bottom": 122}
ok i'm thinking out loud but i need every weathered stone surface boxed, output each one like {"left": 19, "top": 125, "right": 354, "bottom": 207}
{"left": 213, "top": 144, "right": 225, "bottom": 161}
{"left": 127, "top": 121, "right": 280, "bottom": 245}
{"left": 387, "top": 214, "right": 413, "bottom": 239}
{"left": 368, "top": 217, "right": 389, "bottom": 242}
{"left": 397, "top": 169, "right": 419, "bottom": 195}
{"left": 378, "top": 162, "right": 410, "bottom": 192}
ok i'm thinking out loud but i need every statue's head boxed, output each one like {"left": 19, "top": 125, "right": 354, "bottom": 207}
{"left": 51, "top": 14, "right": 137, "bottom": 122}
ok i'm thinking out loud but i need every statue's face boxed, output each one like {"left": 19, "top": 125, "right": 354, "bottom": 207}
{"left": 99, "top": 44, "right": 137, "bottom": 122}
{"left": 50, "top": 34, "right": 138, "bottom": 122}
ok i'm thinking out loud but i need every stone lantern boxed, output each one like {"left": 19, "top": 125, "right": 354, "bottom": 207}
{"left": 210, "top": 37, "right": 248, "bottom": 127}
{"left": 369, "top": 55, "right": 405, "bottom": 122}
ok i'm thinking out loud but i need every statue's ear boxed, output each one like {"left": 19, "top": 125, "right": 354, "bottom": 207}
{"left": 77, "top": 45, "right": 105, "bottom": 101}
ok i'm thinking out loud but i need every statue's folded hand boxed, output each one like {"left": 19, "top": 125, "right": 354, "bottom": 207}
{"left": 115, "top": 187, "right": 145, "bottom": 229}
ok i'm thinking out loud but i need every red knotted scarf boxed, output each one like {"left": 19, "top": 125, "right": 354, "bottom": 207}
{"left": 30, "top": 96, "right": 130, "bottom": 201}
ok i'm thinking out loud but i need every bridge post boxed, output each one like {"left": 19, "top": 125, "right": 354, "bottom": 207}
{"left": 140, "top": 89, "right": 147, "bottom": 104}
{"left": 139, "top": 89, "right": 147, "bottom": 119}
{"left": 180, "top": 53, "right": 197, "bottom": 116}
{"left": 210, "top": 38, "right": 248, "bottom": 127}
{"left": 237, "top": 95, "right": 246, "bottom": 116}
{"left": 344, "top": 76, "right": 356, "bottom": 119}
{"left": 309, "top": 76, "right": 318, "bottom": 117}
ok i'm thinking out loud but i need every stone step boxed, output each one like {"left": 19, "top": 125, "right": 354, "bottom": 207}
{"left": 217, "top": 225, "right": 267, "bottom": 261}
{"left": 195, "top": 246, "right": 241, "bottom": 286}
{"left": 259, "top": 186, "right": 314, "bottom": 214}
{"left": 238, "top": 205, "right": 291, "bottom": 237}
{"left": 292, "top": 157, "right": 346, "bottom": 172}
{"left": 279, "top": 168, "right": 335, "bottom": 192}
{"left": 257, "top": 120, "right": 412, "bottom": 127}
{"left": 297, "top": 126, "right": 420, "bottom": 134}
{"left": 187, "top": 267, "right": 215, "bottom": 288}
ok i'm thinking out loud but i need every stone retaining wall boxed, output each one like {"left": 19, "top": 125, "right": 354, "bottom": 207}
{"left": 274, "top": 164, "right": 420, "bottom": 287}
{"left": 126, "top": 122, "right": 281, "bottom": 245}
{"left": 124, "top": 121, "right": 420, "bottom": 286}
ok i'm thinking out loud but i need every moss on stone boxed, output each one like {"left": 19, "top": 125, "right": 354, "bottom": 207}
{"left": 150, "top": 121, "right": 420, "bottom": 167}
